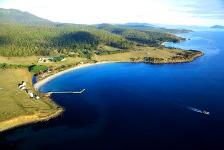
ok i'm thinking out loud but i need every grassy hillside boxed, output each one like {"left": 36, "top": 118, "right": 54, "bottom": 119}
{"left": 0, "top": 69, "right": 62, "bottom": 131}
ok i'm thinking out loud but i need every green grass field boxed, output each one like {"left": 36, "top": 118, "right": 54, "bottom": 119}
{"left": 0, "top": 46, "right": 201, "bottom": 66}
{"left": 0, "top": 69, "right": 62, "bottom": 131}
{"left": 93, "top": 46, "right": 193, "bottom": 62}
{"left": 0, "top": 56, "right": 87, "bottom": 67}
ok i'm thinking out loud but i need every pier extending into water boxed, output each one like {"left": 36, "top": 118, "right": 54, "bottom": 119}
{"left": 46, "top": 89, "right": 86, "bottom": 95}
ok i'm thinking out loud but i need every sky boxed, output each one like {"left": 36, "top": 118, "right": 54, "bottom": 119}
{"left": 0, "top": 0, "right": 224, "bottom": 26}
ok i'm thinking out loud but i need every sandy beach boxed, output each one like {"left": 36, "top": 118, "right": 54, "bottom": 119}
{"left": 34, "top": 61, "right": 120, "bottom": 91}
{"left": 0, "top": 108, "right": 63, "bottom": 132}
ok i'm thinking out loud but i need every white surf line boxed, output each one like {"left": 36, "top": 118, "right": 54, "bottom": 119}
{"left": 186, "top": 106, "right": 210, "bottom": 115}
{"left": 34, "top": 61, "right": 120, "bottom": 91}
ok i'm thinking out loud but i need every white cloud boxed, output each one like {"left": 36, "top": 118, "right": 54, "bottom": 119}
{"left": 0, "top": 0, "right": 223, "bottom": 25}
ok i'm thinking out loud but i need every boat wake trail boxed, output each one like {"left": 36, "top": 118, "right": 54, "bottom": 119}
{"left": 186, "top": 106, "right": 210, "bottom": 115}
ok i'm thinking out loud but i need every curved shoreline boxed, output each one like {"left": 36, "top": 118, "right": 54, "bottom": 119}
{"left": 0, "top": 108, "right": 63, "bottom": 132}
{"left": 0, "top": 61, "right": 120, "bottom": 132}
{"left": 34, "top": 51, "right": 203, "bottom": 91}
{"left": 1, "top": 52, "right": 203, "bottom": 132}
{"left": 34, "top": 61, "right": 120, "bottom": 91}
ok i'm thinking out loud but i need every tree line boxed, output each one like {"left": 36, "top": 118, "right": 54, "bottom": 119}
{"left": 0, "top": 23, "right": 183, "bottom": 58}
{"left": 0, "top": 23, "right": 135, "bottom": 57}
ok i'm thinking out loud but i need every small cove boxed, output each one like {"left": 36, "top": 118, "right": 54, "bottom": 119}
{"left": 1, "top": 30, "right": 224, "bottom": 150}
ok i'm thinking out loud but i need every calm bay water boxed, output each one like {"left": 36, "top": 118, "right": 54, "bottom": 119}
{"left": 1, "top": 30, "right": 224, "bottom": 150}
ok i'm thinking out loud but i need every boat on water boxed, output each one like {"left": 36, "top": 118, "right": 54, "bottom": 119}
{"left": 187, "top": 106, "right": 210, "bottom": 115}
{"left": 202, "top": 110, "right": 210, "bottom": 115}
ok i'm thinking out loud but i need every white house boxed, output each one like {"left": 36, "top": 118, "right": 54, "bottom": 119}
{"left": 21, "top": 81, "right": 26, "bottom": 86}
{"left": 38, "top": 57, "right": 53, "bottom": 63}
{"left": 28, "top": 92, "right": 34, "bottom": 98}
{"left": 35, "top": 95, "right": 40, "bottom": 100}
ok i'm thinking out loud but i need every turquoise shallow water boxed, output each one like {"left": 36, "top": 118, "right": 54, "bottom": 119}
{"left": 1, "top": 30, "right": 224, "bottom": 150}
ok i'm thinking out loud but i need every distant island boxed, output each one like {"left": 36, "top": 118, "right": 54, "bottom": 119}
{"left": 211, "top": 25, "right": 224, "bottom": 29}
{"left": 0, "top": 8, "right": 203, "bottom": 132}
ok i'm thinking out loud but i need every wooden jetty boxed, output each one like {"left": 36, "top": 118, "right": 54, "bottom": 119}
{"left": 46, "top": 89, "right": 86, "bottom": 96}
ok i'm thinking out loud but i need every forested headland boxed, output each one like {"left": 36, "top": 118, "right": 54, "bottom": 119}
{"left": 0, "top": 8, "right": 188, "bottom": 58}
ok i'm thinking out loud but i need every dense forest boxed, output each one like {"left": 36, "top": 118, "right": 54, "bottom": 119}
{"left": 0, "top": 23, "right": 185, "bottom": 58}
{"left": 0, "top": 8, "right": 187, "bottom": 58}
{"left": 96, "top": 24, "right": 185, "bottom": 46}
{"left": 0, "top": 23, "right": 135, "bottom": 57}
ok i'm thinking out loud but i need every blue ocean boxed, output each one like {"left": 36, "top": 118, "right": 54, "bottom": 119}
{"left": 1, "top": 30, "right": 224, "bottom": 150}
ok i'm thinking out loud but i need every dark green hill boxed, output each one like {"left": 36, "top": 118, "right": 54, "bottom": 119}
{"left": 0, "top": 8, "right": 189, "bottom": 58}
{"left": 0, "top": 23, "right": 134, "bottom": 57}
{"left": 96, "top": 24, "right": 185, "bottom": 46}
{"left": 0, "top": 8, "right": 53, "bottom": 25}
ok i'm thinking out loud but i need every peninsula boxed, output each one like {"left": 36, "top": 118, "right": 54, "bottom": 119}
{"left": 0, "top": 8, "right": 203, "bottom": 132}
